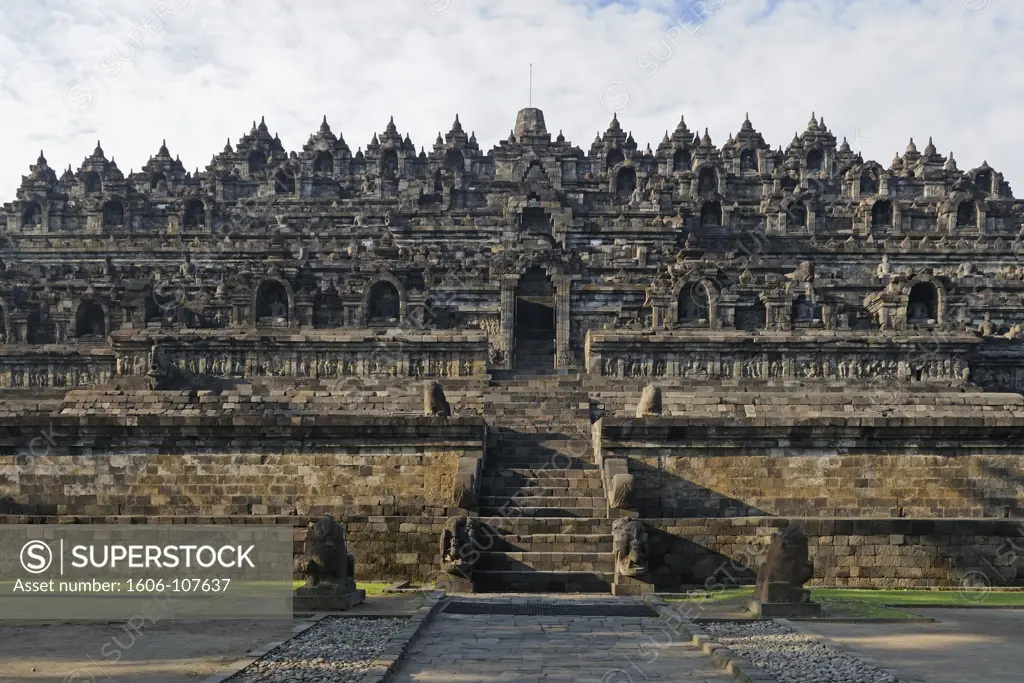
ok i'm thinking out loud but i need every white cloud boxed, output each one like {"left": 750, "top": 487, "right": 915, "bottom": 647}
{"left": 0, "top": 0, "right": 1021, "bottom": 199}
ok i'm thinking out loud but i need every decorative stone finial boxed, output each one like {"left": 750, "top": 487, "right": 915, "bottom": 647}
{"left": 636, "top": 383, "right": 662, "bottom": 417}
{"left": 424, "top": 381, "right": 451, "bottom": 417}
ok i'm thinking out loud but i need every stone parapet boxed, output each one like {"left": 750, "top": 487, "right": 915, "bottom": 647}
{"left": 586, "top": 329, "right": 981, "bottom": 386}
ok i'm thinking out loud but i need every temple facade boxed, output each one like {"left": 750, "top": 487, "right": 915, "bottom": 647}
{"left": 2, "top": 108, "right": 1024, "bottom": 592}
{"left": 1, "top": 107, "right": 1023, "bottom": 386}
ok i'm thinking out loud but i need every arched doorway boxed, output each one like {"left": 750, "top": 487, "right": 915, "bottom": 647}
{"left": 678, "top": 282, "right": 710, "bottom": 324}
{"left": 514, "top": 266, "right": 555, "bottom": 372}
{"left": 313, "top": 151, "right": 334, "bottom": 174}
{"left": 367, "top": 281, "right": 401, "bottom": 324}
{"left": 256, "top": 280, "right": 289, "bottom": 324}
{"left": 907, "top": 282, "right": 938, "bottom": 325}
{"left": 75, "top": 301, "right": 106, "bottom": 338}
{"left": 872, "top": 200, "right": 892, "bottom": 230}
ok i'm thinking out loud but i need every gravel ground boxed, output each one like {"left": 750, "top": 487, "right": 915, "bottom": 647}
{"left": 701, "top": 620, "right": 904, "bottom": 683}
{"left": 227, "top": 616, "right": 406, "bottom": 683}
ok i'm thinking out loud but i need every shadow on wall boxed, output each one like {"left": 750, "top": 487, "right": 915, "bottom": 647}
{"left": 628, "top": 458, "right": 770, "bottom": 518}
{"left": 950, "top": 460, "right": 1024, "bottom": 518}
{"left": 0, "top": 494, "right": 22, "bottom": 514}
{"left": 646, "top": 527, "right": 757, "bottom": 590}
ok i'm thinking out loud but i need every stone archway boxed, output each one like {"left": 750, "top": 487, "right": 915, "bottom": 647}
{"left": 255, "top": 280, "right": 290, "bottom": 324}
{"left": 514, "top": 266, "right": 555, "bottom": 372}
{"left": 907, "top": 282, "right": 938, "bottom": 325}
{"left": 75, "top": 301, "right": 106, "bottom": 338}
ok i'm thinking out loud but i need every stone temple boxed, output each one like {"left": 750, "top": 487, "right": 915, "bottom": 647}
{"left": 1, "top": 107, "right": 1023, "bottom": 593}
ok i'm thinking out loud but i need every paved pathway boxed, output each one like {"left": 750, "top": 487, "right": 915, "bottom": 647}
{"left": 389, "top": 596, "right": 730, "bottom": 683}
{"left": 799, "top": 608, "right": 1024, "bottom": 683}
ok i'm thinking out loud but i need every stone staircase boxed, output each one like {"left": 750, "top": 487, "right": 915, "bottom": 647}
{"left": 472, "top": 376, "right": 615, "bottom": 593}
{"left": 512, "top": 338, "right": 556, "bottom": 375}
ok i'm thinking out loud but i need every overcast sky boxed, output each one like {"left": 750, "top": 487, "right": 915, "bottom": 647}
{"left": 0, "top": 0, "right": 1020, "bottom": 201}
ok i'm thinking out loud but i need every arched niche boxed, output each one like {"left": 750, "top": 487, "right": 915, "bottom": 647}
{"left": 102, "top": 199, "right": 125, "bottom": 228}
{"left": 248, "top": 150, "right": 267, "bottom": 173}
{"left": 806, "top": 148, "right": 824, "bottom": 173}
{"left": 606, "top": 148, "right": 625, "bottom": 169}
{"left": 75, "top": 301, "right": 106, "bottom": 338}
{"left": 444, "top": 148, "right": 464, "bottom": 173}
{"left": 432, "top": 168, "right": 447, "bottom": 194}
{"left": 871, "top": 199, "right": 893, "bottom": 230}
{"left": 146, "top": 286, "right": 172, "bottom": 323}
{"left": 788, "top": 202, "right": 807, "bottom": 229}
{"left": 27, "top": 307, "right": 54, "bottom": 344}
{"left": 616, "top": 167, "right": 637, "bottom": 198}
{"left": 700, "top": 201, "right": 722, "bottom": 227}
{"left": 274, "top": 169, "right": 295, "bottom": 195}
{"left": 860, "top": 170, "right": 879, "bottom": 195}
{"left": 366, "top": 279, "right": 402, "bottom": 324}
{"left": 697, "top": 166, "right": 717, "bottom": 193}
{"left": 150, "top": 171, "right": 167, "bottom": 190}
{"left": 521, "top": 207, "right": 550, "bottom": 233}
{"left": 791, "top": 293, "right": 821, "bottom": 325}
{"left": 672, "top": 148, "right": 690, "bottom": 173}
{"left": 677, "top": 281, "right": 712, "bottom": 325}
{"left": 740, "top": 148, "right": 758, "bottom": 173}
{"left": 956, "top": 200, "right": 977, "bottom": 229}
{"left": 21, "top": 201, "right": 42, "bottom": 228}
{"left": 183, "top": 199, "right": 206, "bottom": 228}
{"left": 313, "top": 151, "right": 334, "bottom": 174}
{"left": 907, "top": 281, "right": 939, "bottom": 325}
{"left": 975, "top": 170, "right": 992, "bottom": 196}
{"left": 83, "top": 171, "right": 101, "bottom": 194}
{"left": 380, "top": 149, "right": 399, "bottom": 179}
{"left": 255, "top": 279, "right": 290, "bottom": 323}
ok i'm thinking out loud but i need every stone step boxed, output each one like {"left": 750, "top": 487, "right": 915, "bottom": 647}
{"left": 484, "top": 484, "right": 605, "bottom": 497}
{"left": 475, "top": 533, "right": 614, "bottom": 553}
{"left": 478, "top": 518, "right": 612, "bottom": 535}
{"left": 478, "top": 505, "right": 605, "bottom": 518}
{"left": 479, "top": 495, "right": 607, "bottom": 509}
{"left": 472, "top": 570, "right": 613, "bottom": 593}
{"left": 486, "top": 441, "right": 592, "bottom": 453}
{"left": 484, "top": 456, "right": 596, "bottom": 469}
{"left": 482, "top": 464, "right": 601, "bottom": 475}
{"left": 474, "top": 551, "right": 615, "bottom": 572}
{"left": 479, "top": 477, "right": 601, "bottom": 490}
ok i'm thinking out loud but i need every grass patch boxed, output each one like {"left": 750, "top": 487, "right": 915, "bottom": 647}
{"left": 811, "top": 588, "right": 1024, "bottom": 608}
{"left": 357, "top": 581, "right": 392, "bottom": 596}
{"left": 290, "top": 580, "right": 391, "bottom": 596}
{"left": 664, "top": 587, "right": 1024, "bottom": 618}
{"left": 812, "top": 596, "right": 919, "bottom": 619}
{"left": 665, "top": 587, "right": 753, "bottom": 603}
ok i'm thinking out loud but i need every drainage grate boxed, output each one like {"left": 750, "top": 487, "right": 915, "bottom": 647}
{"left": 443, "top": 601, "right": 655, "bottom": 617}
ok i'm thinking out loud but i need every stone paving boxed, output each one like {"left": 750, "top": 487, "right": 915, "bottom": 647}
{"left": 388, "top": 596, "right": 732, "bottom": 683}
{"left": 798, "top": 608, "right": 1024, "bottom": 683}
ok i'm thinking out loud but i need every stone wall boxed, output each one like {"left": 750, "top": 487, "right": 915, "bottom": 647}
{"left": 644, "top": 517, "right": 1024, "bottom": 590}
{"left": 0, "top": 515, "right": 447, "bottom": 582}
{"left": 598, "top": 417, "right": 1024, "bottom": 519}
{"left": 3, "top": 514, "right": 1019, "bottom": 588}
{"left": 0, "top": 419, "right": 485, "bottom": 518}
{"left": 629, "top": 454, "right": 1024, "bottom": 518}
